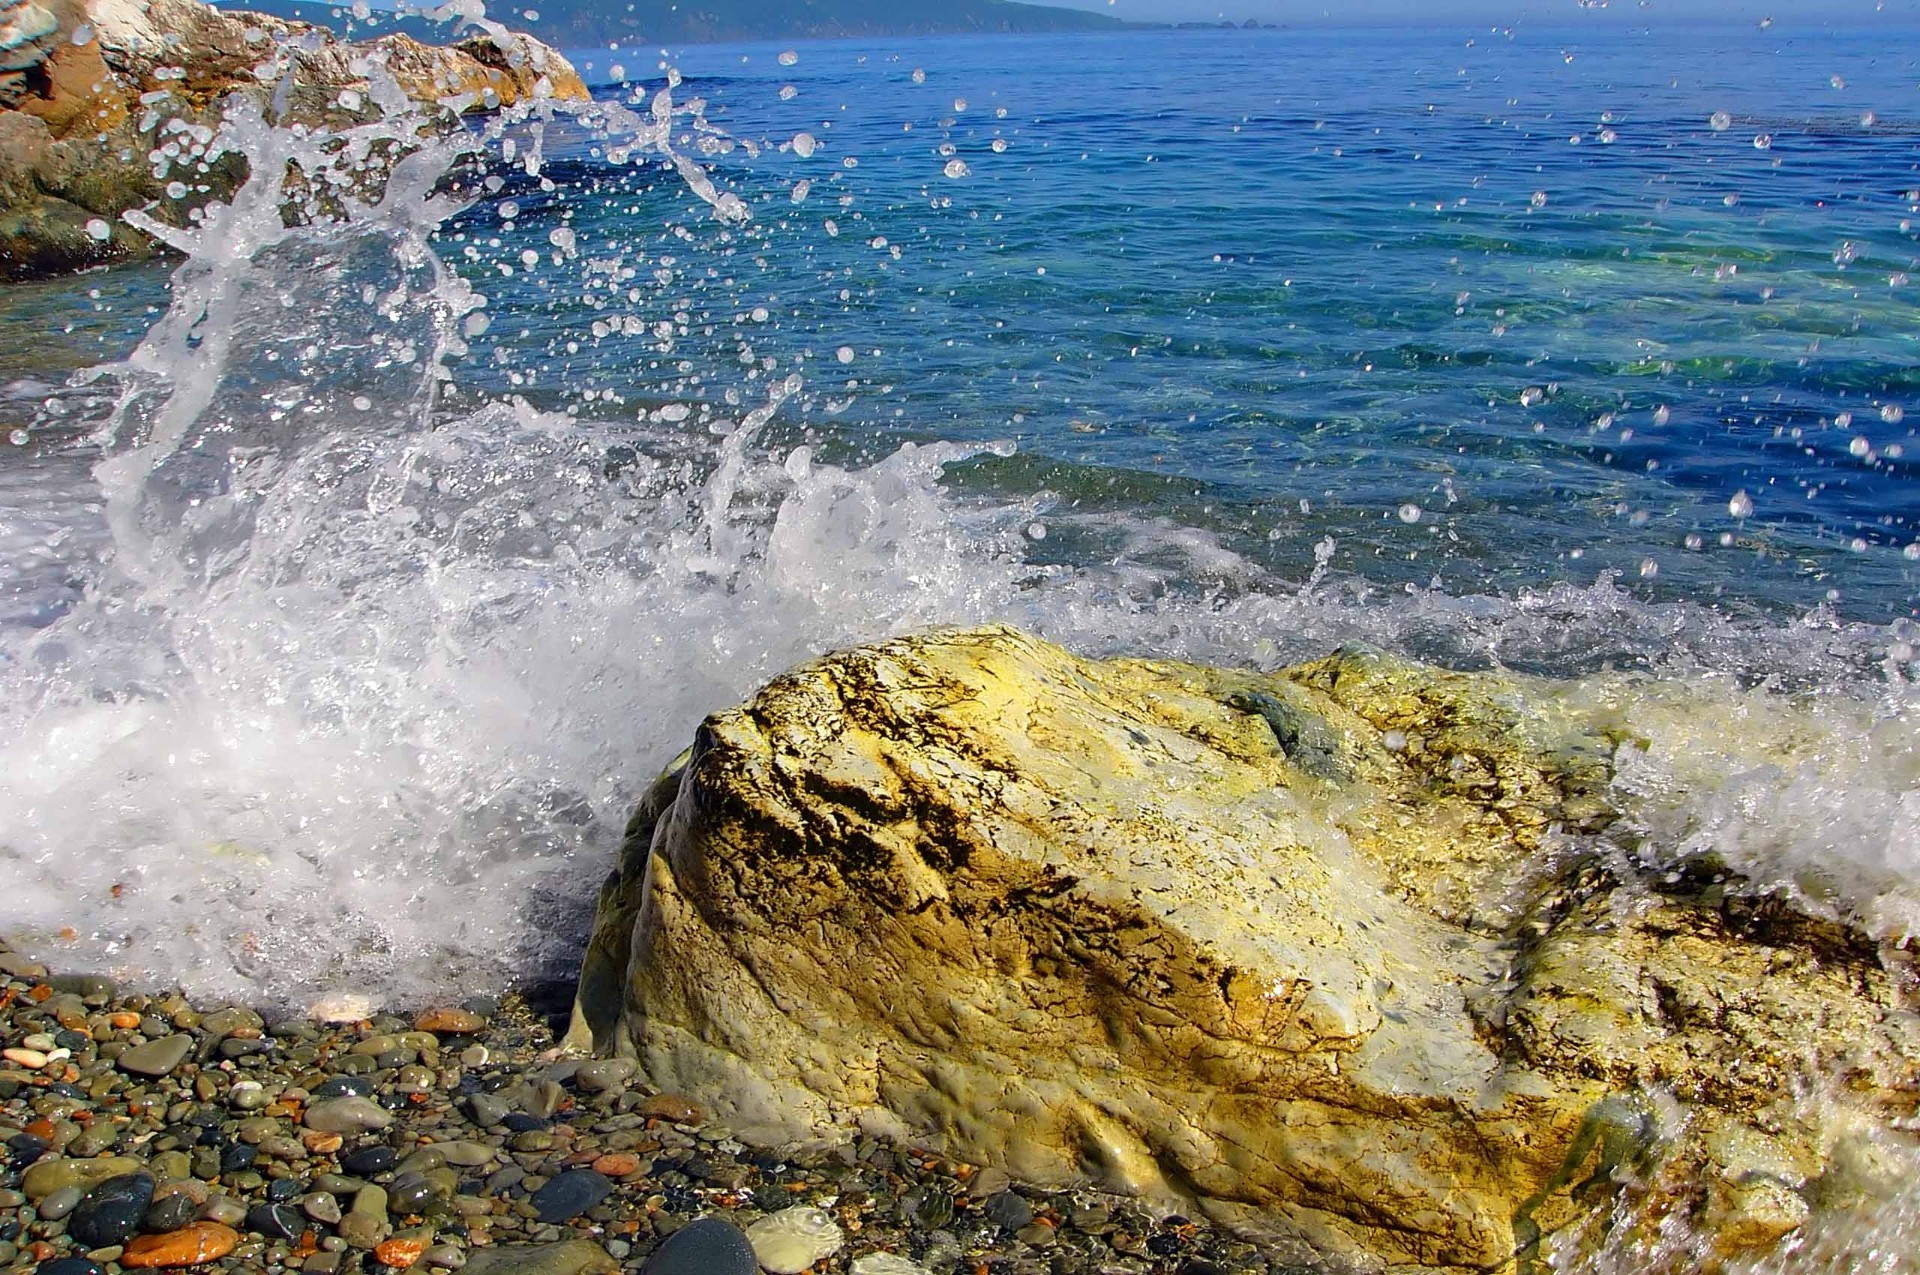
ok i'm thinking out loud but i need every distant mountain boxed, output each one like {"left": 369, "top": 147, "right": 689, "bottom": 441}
{"left": 234, "top": 0, "right": 1128, "bottom": 46}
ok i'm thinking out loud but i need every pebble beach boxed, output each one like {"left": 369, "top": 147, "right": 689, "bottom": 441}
{"left": 0, "top": 942, "right": 1265, "bottom": 1275}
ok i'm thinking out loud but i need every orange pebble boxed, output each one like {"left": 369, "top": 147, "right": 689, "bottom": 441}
{"left": 592, "top": 1153, "right": 642, "bottom": 1177}
{"left": 121, "top": 1222, "right": 241, "bottom": 1268}
{"left": 27, "top": 985, "right": 51, "bottom": 1002}
{"left": 413, "top": 1007, "right": 486, "bottom": 1034}
{"left": 110, "top": 1011, "right": 143, "bottom": 1029}
{"left": 24, "top": 1118, "right": 54, "bottom": 1140}
{"left": 303, "top": 1130, "right": 344, "bottom": 1154}
{"left": 375, "top": 1238, "right": 427, "bottom": 1269}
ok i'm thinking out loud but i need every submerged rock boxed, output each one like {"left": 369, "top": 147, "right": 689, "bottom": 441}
{"left": 0, "top": 0, "right": 588, "bottom": 279}
{"left": 570, "top": 624, "right": 1920, "bottom": 1273}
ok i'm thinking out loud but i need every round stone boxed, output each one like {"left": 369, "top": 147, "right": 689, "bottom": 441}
{"left": 639, "top": 1217, "right": 756, "bottom": 1275}
{"left": 36, "top": 1260, "right": 106, "bottom": 1275}
{"left": 529, "top": 1169, "right": 613, "bottom": 1224}
{"left": 143, "top": 1191, "right": 200, "bottom": 1234}
{"left": 116, "top": 1035, "right": 194, "bottom": 1078}
{"left": 745, "top": 1206, "right": 845, "bottom": 1275}
{"left": 246, "top": 1201, "right": 305, "bottom": 1241}
{"left": 304, "top": 1095, "right": 393, "bottom": 1134}
{"left": 342, "top": 1145, "right": 398, "bottom": 1176}
{"left": 69, "top": 1172, "right": 157, "bottom": 1248}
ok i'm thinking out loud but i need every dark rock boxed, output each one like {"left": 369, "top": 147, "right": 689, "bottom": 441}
{"left": 35, "top": 1260, "right": 105, "bottom": 1275}
{"left": 265, "top": 1177, "right": 303, "bottom": 1203}
{"left": 502, "top": 1112, "right": 550, "bottom": 1133}
{"left": 311, "top": 1076, "right": 374, "bottom": 1100}
{"left": 983, "top": 1191, "right": 1034, "bottom": 1231}
{"left": 219, "top": 1144, "right": 257, "bottom": 1174}
{"left": 639, "top": 1217, "right": 757, "bottom": 1275}
{"left": 68, "top": 1172, "right": 156, "bottom": 1248}
{"left": 341, "top": 1146, "right": 398, "bottom": 1177}
{"left": 247, "top": 1201, "right": 306, "bottom": 1240}
{"left": 529, "top": 1169, "right": 613, "bottom": 1224}
{"left": 143, "top": 1191, "right": 199, "bottom": 1233}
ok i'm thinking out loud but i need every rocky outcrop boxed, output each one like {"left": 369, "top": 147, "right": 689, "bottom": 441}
{"left": 570, "top": 624, "right": 1920, "bottom": 1273}
{"left": 0, "top": 0, "right": 588, "bottom": 278}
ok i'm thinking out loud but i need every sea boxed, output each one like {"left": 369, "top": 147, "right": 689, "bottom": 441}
{"left": 0, "top": 15, "right": 1916, "bottom": 1243}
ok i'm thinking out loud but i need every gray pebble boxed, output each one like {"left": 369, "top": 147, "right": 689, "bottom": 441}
{"left": 116, "top": 1035, "right": 193, "bottom": 1078}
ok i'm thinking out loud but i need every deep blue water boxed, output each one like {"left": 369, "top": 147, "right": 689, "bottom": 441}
{"left": 538, "top": 21, "right": 1920, "bottom": 618}
{"left": 6, "top": 19, "right": 1920, "bottom": 623}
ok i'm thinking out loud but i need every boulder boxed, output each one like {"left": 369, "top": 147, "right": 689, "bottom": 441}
{"left": 0, "top": 0, "right": 587, "bottom": 279}
{"left": 569, "top": 624, "right": 1920, "bottom": 1273}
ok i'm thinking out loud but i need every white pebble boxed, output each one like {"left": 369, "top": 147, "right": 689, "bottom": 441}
{"left": 746, "top": 1206, "right": 844, "bottom": 1274}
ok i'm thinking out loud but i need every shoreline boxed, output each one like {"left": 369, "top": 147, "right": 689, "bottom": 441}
{"left": 0, "top": 940, "right": 1264, "bottom": 1275}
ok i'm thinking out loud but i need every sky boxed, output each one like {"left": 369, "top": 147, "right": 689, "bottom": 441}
{"left": 1047, "top": 0, "right": 1920, "bottom": 24}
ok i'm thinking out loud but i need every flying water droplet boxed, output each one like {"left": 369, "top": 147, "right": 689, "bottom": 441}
{"left": 943, "top": 158, "right": 970, "bottom": 178}
{"left": 778, "top": 49, "right": 799, "bottom": 66}
{"left": 792, "top": 132, "right": 818, "bottom": 158}
{"left": 1397, "top": 503, "right": 1422, "bottom": 524}
{"left": 1728, "top": 490, "right": 1753, "bottom": 518}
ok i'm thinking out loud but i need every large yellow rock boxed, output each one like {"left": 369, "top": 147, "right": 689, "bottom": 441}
{"left": 570, "top": 625, "right": 1920, "bottom": 1272}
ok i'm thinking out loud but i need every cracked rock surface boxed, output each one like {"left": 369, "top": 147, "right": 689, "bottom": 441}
{"left": 570, "top": 624, "right": 1920, "bottom": 1273}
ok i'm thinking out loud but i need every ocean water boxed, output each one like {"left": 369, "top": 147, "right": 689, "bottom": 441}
{"left": 0, "top": 19, "right": 1917, "bottom": 1261}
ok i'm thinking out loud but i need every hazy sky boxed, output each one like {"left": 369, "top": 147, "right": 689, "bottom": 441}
{"left": 1048, "top": 0, "right": 1919, "bottom": 24}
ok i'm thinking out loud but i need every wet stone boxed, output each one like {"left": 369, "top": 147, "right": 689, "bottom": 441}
{"left": 461, "top": 1240, "right": 618, "bottom": 1275}
{"left": 144, "top": 1191, "right": 200, "bottom": 1234}
{"left": 247, "top": 1201, "right": 306, "bottom": 1241}
{"left": 342, "top": 1145, "right": 398, "bottom": 1176}
{"left": 305, "top": 1096, "right": 393, "bottom": 1134}
{"left": 639, "top": 1216, "right": 757, "bottom": 1275}
{"left": 983, "top": 1191, "right": 1035, "bottom": 1231}
{"left": 312, "top": 1075, "right": 374, "bottom": 1099}
{"left": 219, "top": 1143, "right": 257, "bottom": 1174}
{"left": 117, "top": 1035, "right": 194, "bottom": 1078}
{"left": 530, "top": 1169, "right": 613, "bottom": 1223}
{"left": 69, "top": 1172, "right": 157, "bottom": 1248}
{"left": 746, "top": 1206, "right": 846, "bottom": 1275}
{"left": 301, "top": 1192, "right": 343, "bottom": 1225}
{"left": 36, "top": 1260, "right": 106, "bottom": 1275}
{"left": 40, "top": 1184, "right": 86, "bottom": 1220}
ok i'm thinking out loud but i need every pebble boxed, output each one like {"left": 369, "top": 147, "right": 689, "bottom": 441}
{"left": 460, "top": 1240, "right": 619, "bottom": 1275}
{"left": 39, "top": 1184, "right": 86, "bottom": 1220}
{"left": 640, "top": 1217, "right": 757, "bottom": 1275}
{"left": 983, "top": 1190, "right": 1035, "bottom": 1230}
{"left": 304, "top": 1095, "right": 393, "bottom": 1134}
{"left": 116, "top": 1035, "right": 194, "bottom": 1078}
{"left": 0, "top": 947, "right": 1259, "bottom": 1275}
{"left": 119, "top": 1222, "right": 241, "bottom": 1268}
{"left": 23, "top": 1156, "right": 145, "bottom": 1202}
{"left": 571, "top": 1059, "right": 635, "bottom": 1093}
{"left": 246, "top": 1202, "right": 306, "bottom": 1241}
{"left": 301, "top": 1191, "right": 344, "bottom": 1225}
{"left": 849, "top": 1255, "right": 934, "bottom": 1275}
{"left": 638, "top": 1094, "right": 704, "bottom": 1125}
{"left": 530, "top": 1169, "right": 614, "bottom": 1223}
{"left": 746, "top": 1206, "right": 846, "bottom": 1275}
{"left": 143, "top": 1191, "right": 200, "bottom": 1233}
{"left": 414, "top": 1007, "right": 486, "bottom": 1034}
{"left": 339, "top": 1183, "right": 391, "bottom": 1248}
{"left": 337, "top": 1144, "right": 395, "bottom": 1175}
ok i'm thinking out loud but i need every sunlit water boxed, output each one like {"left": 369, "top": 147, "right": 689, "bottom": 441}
{"left": 0, "top": 18, "right": 1916, "bottom": 1263}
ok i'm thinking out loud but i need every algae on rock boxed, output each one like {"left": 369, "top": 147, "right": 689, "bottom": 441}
{"left": 570, "top": 624, "right": 1920, "bottom": 1273}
